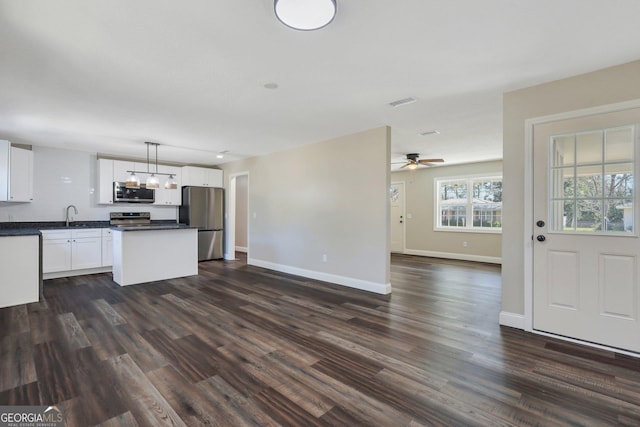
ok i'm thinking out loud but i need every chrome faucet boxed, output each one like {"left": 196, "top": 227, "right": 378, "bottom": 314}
{"left": 65, "top": 205, "right": 78, "bottom": 227}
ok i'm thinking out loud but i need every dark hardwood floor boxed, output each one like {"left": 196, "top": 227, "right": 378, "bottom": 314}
{"left": 1, "top": 253, "right": 640, "bottom": 426}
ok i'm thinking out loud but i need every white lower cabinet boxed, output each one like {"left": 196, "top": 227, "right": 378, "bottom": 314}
{"left": 102, "top": 228, "right": 113, "bottom": 267}
{"left": 41, "top": 228, "right": 106, "bottom": 275}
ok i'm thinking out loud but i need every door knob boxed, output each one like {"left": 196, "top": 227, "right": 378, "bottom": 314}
{"left": 536, "top": 220, "right": 545, "bottom": 227}
{"left": 536, "top": 235, "right": 546, "bottom": 242}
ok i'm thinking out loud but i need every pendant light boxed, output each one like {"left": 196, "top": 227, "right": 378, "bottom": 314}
{"left": 274, "top": 0, "right": 336, "bottom": 31}
{"left": 124, "top": 142, "right": 178, "bottom": 190}
{"left": 145, "top": 142, "right": 160, "bottom": 189}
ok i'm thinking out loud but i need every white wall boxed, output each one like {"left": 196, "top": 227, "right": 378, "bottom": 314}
{"left": 222, "top": 127, "right": 391, "bottom": 294}
{"left": 502, "top": 59, "right": 640, "bottom": 317}
{"left": 0, "top": 145, "right": 178, "bottom": 222}
{"left": 392, "top": 160, "right": 502, "bottom": 263}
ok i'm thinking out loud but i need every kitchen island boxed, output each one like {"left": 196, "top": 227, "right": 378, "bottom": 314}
{"left": 111, "top": 224, "right": 198, "bottom": 286}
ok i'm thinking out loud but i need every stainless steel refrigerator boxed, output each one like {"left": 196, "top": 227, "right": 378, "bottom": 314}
{"left": 179, "top": 186, "right": 224, "bottom": 260}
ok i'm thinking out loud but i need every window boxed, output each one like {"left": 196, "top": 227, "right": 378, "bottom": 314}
{"left": 436, "top": 175, "right": 502, "bottom": 232}
{"left": 549, "top": 125, "right": 635, "bottom": 234}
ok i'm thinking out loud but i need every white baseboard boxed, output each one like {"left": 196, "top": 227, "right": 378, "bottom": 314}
{"left": 235, "top": 246, "right": 247, "bottom": 253}
{"left": 43, "top": 266, "right": 112, "bottom": 280}
{"left": 499, "top": 311, "right": 525, "bottom": 329}
{"left": 403, "top": 249, "right": 501, "bottom": 264}
{"left": 248, "top": 258, "right": 392, "bottom": 295}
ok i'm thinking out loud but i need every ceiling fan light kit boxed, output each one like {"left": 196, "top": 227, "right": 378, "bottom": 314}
{"left": 274, "top": 0, "right": 336, "bottom": 31}
{"left": 395, "top": 153, "right": 445, "bottom": 170}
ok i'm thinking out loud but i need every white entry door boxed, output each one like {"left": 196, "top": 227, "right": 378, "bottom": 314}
{"left": 533, "top": 107, "right": 640, "bottom": 353}
{"left": 390, "top": 182, "right": 405, "bottom": 253}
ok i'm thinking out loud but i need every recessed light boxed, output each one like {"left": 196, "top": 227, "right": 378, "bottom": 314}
{"left": 264, "top": 82, "right": 279, "bottom": 90}
{"left": 419, "top": 130, "right": 440, "bottom": 136}
{"left": 216, "top": 150, "right": 229, "bottom": 159}
{"left": 388, "top": 97, "right": 417, "bottom": 107}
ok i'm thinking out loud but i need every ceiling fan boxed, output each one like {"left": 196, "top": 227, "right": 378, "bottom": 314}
{"left": 393, "top": 153, "right": 444, "bottom": 169}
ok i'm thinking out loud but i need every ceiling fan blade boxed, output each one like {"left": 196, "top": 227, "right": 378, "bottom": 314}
{"left": 399, "top": 163, "right": 410, "bottom": 168}
{"left": 418, "top": 158, "right": 444, "bottom": 164}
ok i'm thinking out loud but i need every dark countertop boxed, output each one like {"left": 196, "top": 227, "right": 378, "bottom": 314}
{"left": 0, "top": 220, "right": 110, "bottom": 230}
{"left": 0, "top": 228, "right": 41, "bottom": 236}
{"left": 0, "top": 220, "right": 181, "bottom": 232}
{"left": 110, "top": 224, "right": 197, "bottom": 232}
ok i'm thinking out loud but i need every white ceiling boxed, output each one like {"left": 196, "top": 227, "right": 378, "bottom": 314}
{"left": 1, "top": 1, "right": 639, "bottom": 170}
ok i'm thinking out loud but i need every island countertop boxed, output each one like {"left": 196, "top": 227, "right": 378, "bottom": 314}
{"left": 110, "top": 224, "right": 197, "bottom": 232}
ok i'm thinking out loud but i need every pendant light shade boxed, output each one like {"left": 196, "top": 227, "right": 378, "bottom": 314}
{"left": 165, "top": 174, "right": 178, "bottom": 190}
{"left": 146, "top": 174, "right": 160, "bottom": 189}
{"left": 274, "top": 0, "right": 336, "bottom": 31}
{"left": 125, "top": 172, "right": 140, "bottom": 188}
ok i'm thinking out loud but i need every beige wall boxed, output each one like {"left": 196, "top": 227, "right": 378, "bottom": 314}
{"left": 392, "top": 160, "right": 502, "bottom": 262}
{"left": 502, "top": 60, "right": 640, "bottom": 316}
{"left": 221, "top": 127, "right": 391, "bottom": 293}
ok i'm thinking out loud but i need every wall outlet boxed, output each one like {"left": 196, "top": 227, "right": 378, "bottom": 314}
{"left": 463, "top": 241, "right": 468, "bottom": 247}
{"left": 322, "top": 254, "right": 327, "bottom": 262}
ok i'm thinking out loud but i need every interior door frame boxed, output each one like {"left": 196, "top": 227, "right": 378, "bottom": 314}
{"left": 226, "top": 171, "right": 250, "bottom": 261}
{"left": 523, "top": 99, "right": 640, "bottom": 339}
{"left": 390, "top": 180, "right": 406, "bottom": 253}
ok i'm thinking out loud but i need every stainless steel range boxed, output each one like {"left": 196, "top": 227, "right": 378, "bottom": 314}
{"left": 109, "top": 212, "right": 151, "bottom": 227}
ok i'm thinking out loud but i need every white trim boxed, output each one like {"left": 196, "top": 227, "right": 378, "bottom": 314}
{"left": 43, "top": 266, "right": 111, "bottom": 280}
{"left": 499, "top": 311, "right": 525, "bottom": 329}
{"left": 404, "top": 248, "right": 501, "bottom": 264}
{"left": 524, "top": 98, "right": 640, "bottom": 333}
{"left": 248, "top": 257, "right": 392, "bottom": 295}
{"left": 225, "top": 171, "right": 250, "bottom": 261}
{"left": 235, "top": 246, "right": 247, "bottom": 253}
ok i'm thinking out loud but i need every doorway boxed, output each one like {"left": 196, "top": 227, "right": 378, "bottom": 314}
{"left": 390, "top": 181, "right": 405, "bottom": 253}
{"left": 532, "top": 107, "right": 640, "bottom": 353}
{"left": 227, "top": 172, "right": 249, "bottom": 261}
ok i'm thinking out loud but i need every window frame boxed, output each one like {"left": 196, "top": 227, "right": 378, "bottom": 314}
{"left": 434, "top": 174, "right": 503, "bottom": 233}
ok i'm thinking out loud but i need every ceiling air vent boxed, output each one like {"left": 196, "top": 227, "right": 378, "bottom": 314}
{"left": 388, "top": 97, "right": 417, "bottom": 107}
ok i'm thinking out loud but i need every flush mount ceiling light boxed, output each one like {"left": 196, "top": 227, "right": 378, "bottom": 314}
{"left": 124, "top": 142, "right": 179, "bottom": 190}
{"left": 274, "top": 0, "right": 337, "bottom": 31}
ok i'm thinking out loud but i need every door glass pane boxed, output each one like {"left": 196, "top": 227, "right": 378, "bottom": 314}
{"left": 551, "top": 200, "right": 573, "bottom": 231}
{"left": 603, "top": 199, "right": 633, "bottom": 233}
{"left": 575, "top": 199, "right": 603, "bottom": 231}
{"left": 605, "top": 126, "right": 634, "bottom": 162}
{"left": 604, "top": 163, "right": 633, "bottom": 198}
{"left": 551, "top": 167, "right": 574, "bottom": 199}
{"left": 576, "top": 131, "right": 603, "bottom": 164}
{"left": 552, "top": 135, "right": 575, "bottom": 166}
{"left": 575, "top": 165, "right": 603, "bottom": 198}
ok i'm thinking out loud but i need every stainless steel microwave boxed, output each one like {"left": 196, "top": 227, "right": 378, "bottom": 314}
{"left": 113, "top": 182, "right": 155, "bottom": 203}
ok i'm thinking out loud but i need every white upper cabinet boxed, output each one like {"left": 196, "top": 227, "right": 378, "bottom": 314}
{"left": 112, "top": 160, "right": 137, "bottom": 183}
{"left": 0, "top": 140, "right": 34, "bottom": 202}
{"left": 97, "top": 158, "right": 114, "bottom": 204}
{"left": 153, "top": 164, "right": 182, "bottom": 206}
{"left": 181, "top": 166, "right": 223, "bottom": 187}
